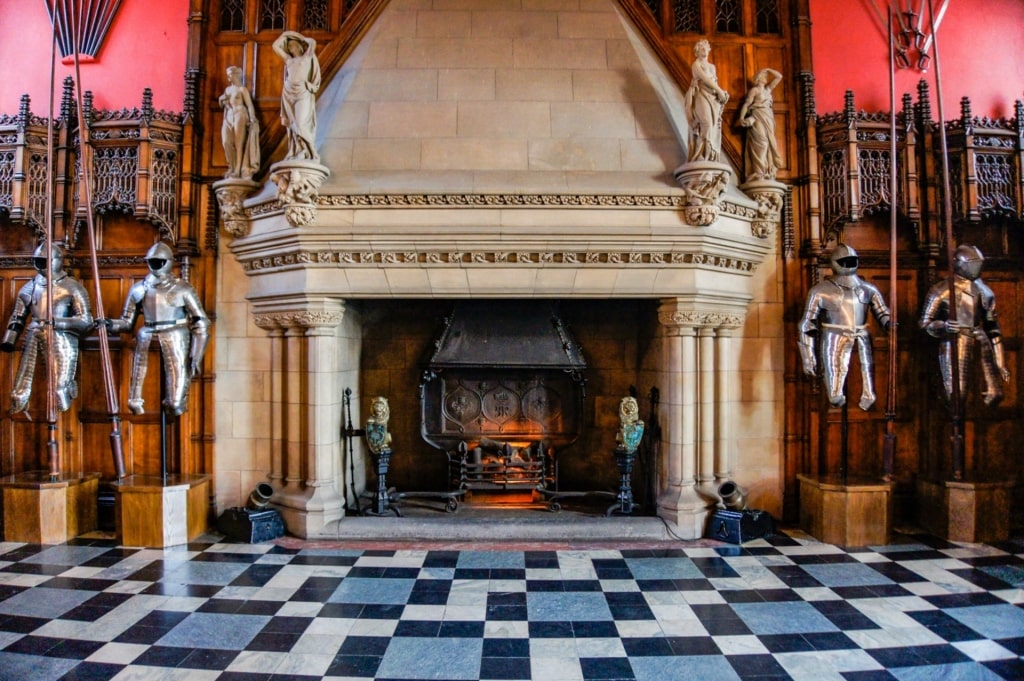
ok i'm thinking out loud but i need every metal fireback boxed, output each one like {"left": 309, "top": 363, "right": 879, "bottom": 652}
{"left": 419, "top": 301, "right": 587, "bottom": 454}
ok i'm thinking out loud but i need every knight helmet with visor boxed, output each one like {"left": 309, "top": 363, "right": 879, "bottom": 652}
{"left": 145, "top": 242, "right": 175, "bottom": 278}
{"left": 829, "top": 243, "right": 859, "bottom": 277}
{"left": 952, "top": 244, "right": 984, "bottom": 281}
{"left": 33, "top": 242, "right": 65, "bottom": 277}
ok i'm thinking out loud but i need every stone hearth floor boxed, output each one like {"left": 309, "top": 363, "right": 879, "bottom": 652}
{"left": 0, "top": 514, "right": 1023, "bottom": 681}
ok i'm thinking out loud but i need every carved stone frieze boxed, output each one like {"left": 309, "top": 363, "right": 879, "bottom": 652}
{"left": 657, "top": 308, "right": 746, "bottom": 329}
{"left": 240, "top": 192, "right": 758, "bottom": 221}
{"left": 253, "top": 309, "right": 344, "bottom": 331}
{"left": 240, "top": 249, "right": 758, "bottom": 273}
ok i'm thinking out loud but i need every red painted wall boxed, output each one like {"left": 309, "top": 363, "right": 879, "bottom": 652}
{"left": 0, "top": 1, "right": 189, "bottom": 115}
{"left": 810, "top": 0, "right": 1024, "bottom": 120}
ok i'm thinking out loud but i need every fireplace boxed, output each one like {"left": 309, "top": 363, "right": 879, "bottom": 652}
{"left": 419, "top": 301, "right": 587, "bottom": 500}
{"left": 222, "top": 0, "right": 776, "bottom": 538}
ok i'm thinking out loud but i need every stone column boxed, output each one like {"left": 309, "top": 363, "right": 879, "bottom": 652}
{"left": 698, "top": 327, "right": 716, "bottom": 489}
{"left": 658, "top": 300, "right": 746, "bottom": 538}
{"left": 657, "top": 300, "right": 704, "bottom": 538}
{"left": 714, "top": 328, "right": 735, "bottom": 485}
{"left": 253, "top": 298, "right": 347, "bottom": 537}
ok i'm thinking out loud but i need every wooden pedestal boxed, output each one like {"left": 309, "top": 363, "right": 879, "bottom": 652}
{"left": 0, "top": 471, "right": 100, "bottom": 543}
{"left": 915, "top": 477, "right": 1010, "bottom": 543}
{"left": 798, "top": 474, "right": 893, "bottom": 547}
{"left": 114, "top": 474, "right": 210, "bottom": 548}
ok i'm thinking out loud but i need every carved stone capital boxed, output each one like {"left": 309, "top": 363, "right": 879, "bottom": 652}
{"left": 658, "top": 299, "right": 746, "bottom": 330}
{"left": 213, "top": 178, "right": 260, "bottom": 238}
{"left": 252, "top": 298, "right": 346, "bottom": 332}
{"left": 672, "top": 161, "right": 733, "bottom": 227}
{"left": 739, "top": 179, "right": 786, "bottom": 239}
{"left": 268, "top": 160, "right": 330, "bottom": 227}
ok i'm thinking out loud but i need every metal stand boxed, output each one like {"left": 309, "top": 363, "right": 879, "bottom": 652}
{"left": 361, "top": 447, "right": 464, "bottom": 516}
{"left": 608, "top": 446, "right": 639, "bottom": 516}
{"left": 539, "top": 447, "right": 639, "bottom": 515}
{"left": 342, "top": 387, "right": 463, "bottom": 517}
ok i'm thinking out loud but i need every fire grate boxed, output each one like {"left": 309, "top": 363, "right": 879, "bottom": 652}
{"left": 420, "top": 301, "right": 586, "bottom": 498}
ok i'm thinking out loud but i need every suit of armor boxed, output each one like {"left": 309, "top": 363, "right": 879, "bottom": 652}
{"left": 919, "top": 244, "right": 1009, "bottom": 406}
{"left": 1, "top": 244, "right": 93, "bottom": 413}
{"left": 799, "top": 244, "right": 891, "bottom": 410}
{"left": 107, "top": 242, "right": 210, "bottom": 416}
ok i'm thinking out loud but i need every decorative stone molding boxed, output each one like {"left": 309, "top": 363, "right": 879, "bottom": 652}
{"left": 240, "top": 192, "right": 760, "bottom": 221}
{"left": 672, "top": 161, "right": 733, "bottom": 227}
{"left": 657, "top": 308, "right": 746, "bottom": 330}
{"left": 740, "top": 179, "right": 787, "bottom": 238}
{"left": 239, "top": 249, "right": 759, "bottom": 274}
{"left": 212, "top": 178, "right": 260, "bottom": 237}
{"left": 253, "top": 309, "right": 344, "bottom": 331}
{"left": 268, "top": 160, "right": 330, "bottom": 227}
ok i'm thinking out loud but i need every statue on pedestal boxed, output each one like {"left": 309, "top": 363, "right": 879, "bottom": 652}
{"left": 105, "top": 242, "right": 210, "bottom": 416}
{"left": 919, "top": 244, "right": 1010, "bottom": 406}
{"left": 219, "top": 65, "right": 260, "bottom": 180}
{"left": 685, "top": 39, "right": 729, "bottom": 163}
{"left": 1, "top": 243, "right": 93, "bottom": 413}
{"left": 799, "top": 244, "right": 891, "bottom": 410}
{"left": 737, "top": 68, "right": 783, "bottom": 182}
{"left": 273, "top": 30, "right": 321, "bottom": 162}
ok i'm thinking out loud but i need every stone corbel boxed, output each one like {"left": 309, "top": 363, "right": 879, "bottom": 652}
{"left": 268, "top": 160, "right": 330, "bottom": 227}
{"left": 672, "top": 161, "right": 732, "bottom": 227}
{"left": 212, "top": 178, "right": 260, "bottom": 237}
{"left": 740, "top": 179, "right": 786, "bottom": 238}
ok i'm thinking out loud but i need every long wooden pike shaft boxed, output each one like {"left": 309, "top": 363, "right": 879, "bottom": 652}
{"left": 45, "top": 0, "right": 61, "bottom": 480}
{"left": 883, "top": 6, "right": 899, "bottom": 481}
{"left": 926, "top": 0, "right": 963, "bottom": 480}
{"left": 66, "top": 0, "right": 126, "bottom": 479}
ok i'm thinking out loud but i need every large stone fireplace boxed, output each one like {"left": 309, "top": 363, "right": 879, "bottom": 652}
{"left": 215, "top": 0, "right": 781, "bottom": 539}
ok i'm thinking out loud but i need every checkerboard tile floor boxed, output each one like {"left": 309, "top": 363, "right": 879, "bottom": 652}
{"left": 1, "top": 528, "right": 1022, "bottom": 680}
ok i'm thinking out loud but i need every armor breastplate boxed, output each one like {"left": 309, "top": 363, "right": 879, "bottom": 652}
{"left": 952, "top": 280, "right": 978, "bottom": 328}
{"left": 141, "top": 279, "right": 189, "bottom": 324}
{"left": 29, "top": 277, "right": 78, "bottom": 321}
{"left": 821, "top": 279, "right": 870, "bottom": 328}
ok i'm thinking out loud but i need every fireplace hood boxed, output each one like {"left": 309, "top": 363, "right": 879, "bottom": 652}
{"left": 424, "top": 301, "right": 586, "bottom": 373}
{"left": 419, "top": 301, "right": 587, "bottom": 454}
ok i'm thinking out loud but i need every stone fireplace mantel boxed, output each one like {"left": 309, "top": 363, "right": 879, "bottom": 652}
{"left": 230, "top": 189, "right": 770, "bottom": 304}
{"left": 223, "top": 187, "right": 774, "bottom": 539}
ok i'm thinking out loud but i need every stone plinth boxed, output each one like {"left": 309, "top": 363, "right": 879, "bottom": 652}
{"left": 915, "top": 477, "right": 1011, "bottom": 543}
{"left": 798, "top": 474, "right": 892, "bottom": 547}
{"left": 0, "top": 471, "right": 100, "bottom": 543}
{"left": 114, "top": 474, "right": 210, "bottom": 547}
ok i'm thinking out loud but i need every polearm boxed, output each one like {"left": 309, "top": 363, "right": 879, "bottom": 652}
{"left": 926, "top": 0, "right": 963, "bottom": 480}
{"left": 65, "top": 0, "right": 127, "bottom": 479}
{"left": 883, "top": 6, "right": 899, "bottom": 481}
{"left": 43, "top": 1, "right": 61, "bottom": 480}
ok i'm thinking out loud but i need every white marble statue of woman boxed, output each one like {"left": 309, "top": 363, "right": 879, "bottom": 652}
{"left": 686, "top": 39, "right": 729, "bottom": 163}
{"left": 272, "top": 31, "right": 321, "bottom": 162}
{"left": 737, "top": 68, "right": 783, "bottom": 182}
{"left": 219, "top": 66, "right": 260, "bottom": 180}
